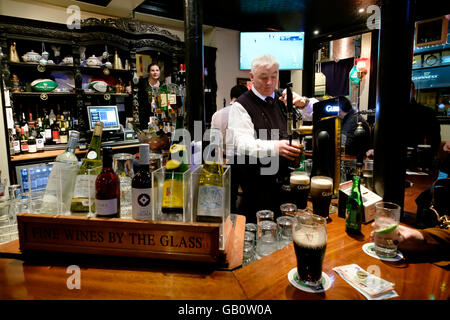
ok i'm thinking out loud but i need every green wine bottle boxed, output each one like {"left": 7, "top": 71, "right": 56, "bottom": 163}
{"left": 70, "top": 122, "right": 104, "bottom": 214}
{"left": 345, "top": 175, "right": 363, "bottom": 234}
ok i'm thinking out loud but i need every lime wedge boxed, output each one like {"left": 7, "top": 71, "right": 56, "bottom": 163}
{"left": 166, "top": 159, "right": 181, "bottom": 170}
{"left": 375, "top": 224, "right": 398, "bottom": 235}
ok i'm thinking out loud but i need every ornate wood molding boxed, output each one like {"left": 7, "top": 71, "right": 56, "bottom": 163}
{"left": 81, "top": 18, "right": 182, "bottom": 42}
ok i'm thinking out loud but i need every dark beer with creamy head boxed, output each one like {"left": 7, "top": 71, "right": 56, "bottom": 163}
{"left": 290, "top": 173, "right": 310, "bottom": 209}
{"left": 310, "top": 176, "right": 333, "bottom": 219}
{"left": 292, "top": 213, "right": 327, "bottom": 287}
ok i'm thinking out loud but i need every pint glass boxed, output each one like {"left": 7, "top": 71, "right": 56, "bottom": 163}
{"left": 310, "top": 176, "right": 333, "bottom": 219}
{"left": 292, "top": 212, "right": 327, "bottom": 287}
{"left": 290, "top": 173, "right": 310, "bottom": 209}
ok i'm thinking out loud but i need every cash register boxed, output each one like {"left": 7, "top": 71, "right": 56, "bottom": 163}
{"left": 87, "top": 105, "right": 125, "bottom": 142}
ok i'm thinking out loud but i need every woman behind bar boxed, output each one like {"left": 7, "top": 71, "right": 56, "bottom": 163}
{"left": 137, "top": 63, "right": 164, "bottom": 130}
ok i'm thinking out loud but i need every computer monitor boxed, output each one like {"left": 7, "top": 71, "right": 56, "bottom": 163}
{"left": 87, "top": 105, "right": 121, "bottom": 131}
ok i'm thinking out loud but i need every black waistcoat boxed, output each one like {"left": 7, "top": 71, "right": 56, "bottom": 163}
{"left": 236, "top": 89, "right": 289, "bottom": 140}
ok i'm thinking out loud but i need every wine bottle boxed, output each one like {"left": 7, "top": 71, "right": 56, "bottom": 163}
{"left": 13, "top": 128, "right": 21, "bottom": 154}
{"left": 20, "top": 127, "right": 28, "bottom": 153}
{"left": 51, "top": 118, "right": 60, "bottom": 144}
{"left": 41, "top": 131, "right": 80, "bottom": 214}
{"left": 161, "top": 143, "right": 188, "bottom": 215}
{"left": 131, "top": 143, "right": 152, "bottom": 220}
{"left": 43, "top": 114, "right": 52, "bottom": 143}
{"left": 60, "top": 119, "right": 68, "bottom": 144}
{"left": 196, "top": 146, "right": 225, "bottom": 223}
{"left": 345, "top": 175, "right": 363, "bottom": 234}
{"left": 71, "top": 122, "right": 104, "bottom": 214}
{"left": 27, "top": 129, "right": 37, "bottom": 153}
{"left": 95, "top": 146, "right": 120, "bottom": 218}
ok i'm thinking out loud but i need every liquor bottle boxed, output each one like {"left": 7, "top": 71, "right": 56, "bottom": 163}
{"left": 345, "top": 175, "right": 363, "bottom": 234}
{"left": 27, "top": 129, "right": 37, "bottom": 153}
{"left": 20, "top": 127, "right": 28, "bottom": 153}
{"left": 71, "top": 122, "right": 104, "bottom": 214}
{"left": 27, "top": 112, "right": 36, "bottom": 130}
{"left": 51, "top": 118, "right": 60, "bottom": 144}
{"left": 196, "top": 153, "right": 225, "bottom": 223}
{"left": 131, "top": 143, "right": 152, "bottom": 220}
{"left": 161, "top": 143, "right": 189, "bottom": 215}
{"left": 95, "top": 146, "right": 120, "bottom": 218}
{"left": 41, "top": 131, "right": 80, "bottom": 214}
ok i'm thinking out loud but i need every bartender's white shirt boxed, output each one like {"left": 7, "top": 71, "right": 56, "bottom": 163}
{"left": 227, "top": 86, "right": 316, "bottom": 159}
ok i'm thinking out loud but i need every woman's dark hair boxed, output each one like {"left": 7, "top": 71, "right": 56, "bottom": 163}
{"left": 147, "top": 63, "right": 160, "bottom": 73}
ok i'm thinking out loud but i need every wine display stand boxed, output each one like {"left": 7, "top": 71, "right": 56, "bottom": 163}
{"left": 16, "top": 212, "right": 243, "bottom": 265}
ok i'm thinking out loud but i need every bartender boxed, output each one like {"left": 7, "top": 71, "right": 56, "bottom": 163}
{"left": 227, "top": 54, "right": 314, "bottom": 222}
{"left": 137, "top": 63, "right": 164, "bottom": 130}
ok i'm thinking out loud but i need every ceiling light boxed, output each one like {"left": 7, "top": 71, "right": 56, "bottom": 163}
{"left": 359, "top": 8, "right": 365, "bottom": 13}
{"left": 313, "top": 30, "right": 319, "bottom": 35}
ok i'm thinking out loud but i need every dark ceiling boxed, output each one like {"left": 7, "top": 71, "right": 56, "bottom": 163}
{"left": 135, "top": 0, "right": 448, "bottom": 35}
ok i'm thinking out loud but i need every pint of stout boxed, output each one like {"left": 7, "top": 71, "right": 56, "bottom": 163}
{"left": 310, "top": 176, "right": 333, "bottom": 219}
{"left": 292, "top": 213, "right": 327, "bottom": 287}
{"left": 290, "top": 173, "right": 310, "bottom": 209}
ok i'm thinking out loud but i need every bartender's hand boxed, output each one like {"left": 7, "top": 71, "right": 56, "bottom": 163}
{"left": 370, "top": 224, "right": 425, "bottom": 251}
{"left": 279, "top": 90, "right": 310, "bottom": 108}
{"left": 443, "top": 141, "right": 450, "bottom": 152}
{"left": 276, "top": 140, "right": 302, "bottom": 161}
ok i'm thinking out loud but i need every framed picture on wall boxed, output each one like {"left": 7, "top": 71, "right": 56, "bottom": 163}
{"left": 237, "top": 77, "right": 252, "bottom": 90}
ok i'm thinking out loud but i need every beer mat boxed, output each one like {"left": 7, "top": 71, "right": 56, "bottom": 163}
{"left": 362, "top": 243, "right": 404, "bottom": 262}
{"left": 287, "top": 268, "right": 332, "bottom": 293}
{"left": 333, "top": 264, "right": 398, "bottom": 300}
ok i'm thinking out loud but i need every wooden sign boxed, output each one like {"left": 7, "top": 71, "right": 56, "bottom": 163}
{"left": 17, "top": 214, "right": 220, "bottom": 263}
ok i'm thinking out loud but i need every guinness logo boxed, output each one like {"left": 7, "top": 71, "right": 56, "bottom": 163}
{"left": 137, "top": 193, "right": 150, "bottom": 207}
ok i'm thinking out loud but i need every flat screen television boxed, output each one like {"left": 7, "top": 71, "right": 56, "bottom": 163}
{"left": 87, "top": 105, "right": 120, "bottom": 131}
{"left": 240, "top": 31, "right": 305, "bottom": 70}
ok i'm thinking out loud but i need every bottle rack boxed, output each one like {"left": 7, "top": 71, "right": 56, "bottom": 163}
{"left": 16, "top": 165, "right": 237, "bottom": 265}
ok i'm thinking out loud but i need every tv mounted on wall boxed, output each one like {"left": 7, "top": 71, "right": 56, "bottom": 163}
{"left": 240, "top": 32, "right": 305, "bottom": 70}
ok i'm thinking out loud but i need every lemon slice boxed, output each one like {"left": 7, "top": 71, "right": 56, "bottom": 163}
{"left": 375, "top": 224, "right": 398, "bottom": 235}
{"left": 170, "top": 144, "right": 186, "bottom": 153}
{"left": 166, "top": 159, "right": 181, "bottom": 170}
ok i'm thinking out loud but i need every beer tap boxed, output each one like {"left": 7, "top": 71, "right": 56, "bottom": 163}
{"left": 286, "top": 82, "right": 294, "bottom": 145}
{"left": 286, "top": 82, "right": 312, "bottom": 138}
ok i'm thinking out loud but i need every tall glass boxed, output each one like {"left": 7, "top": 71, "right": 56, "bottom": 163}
{"left": 290, "top": 173, "right": 310, "bottom": 209}
{"left": 113, "top": 153, "right": 135, "bottom": 219}
{"left": 310, "top": 176, "right": 333, "bottom": 220}
{"left": 292, "top": 212, "right": 327, "bottom": 288}
{"left": 373, "top": 202, "right": 401, "bottom": 258}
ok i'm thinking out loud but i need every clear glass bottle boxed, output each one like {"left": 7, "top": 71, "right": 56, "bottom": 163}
{"left": 41, "top": 130, "right": 80, "bottom": 214}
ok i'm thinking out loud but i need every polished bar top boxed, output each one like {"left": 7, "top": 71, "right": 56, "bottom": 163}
{"left": 0, "top": 214, "right": 447, "bottom": 300}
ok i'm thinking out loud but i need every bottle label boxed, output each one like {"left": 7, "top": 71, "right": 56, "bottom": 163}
{"left": 36, "top": 138, "right": 45, "bottom": 150}
{"left": 52, "top": 130, "right": 60, "bottom": 141}
{"left": 87, "top": 151, "right": 97, "bottom": 160}
{"left": 197, "top": 185, "right": 224, "bottom": 217}
{"left": 21, "top": 141, "right": 28, "bottom": 152}
{"left": 132, "top": 188, "right": 152, "bottom": 220}
{"left": 45, "top": 129, "right": 52, "bottom": 140}
{"left": 95, "top": 198, "right": 118, "bottom": 216}
{"left": 28, "top": 144, "right": 37, "bottom": 153}
{"left": 161, "top": 179, "right": 183, "bottom": 208}
{"left": 73, "top": 174, "right": 97, "bottom": 199}
{"left": 13, "top": 140, "right": 21, "bottom": 153}
{"left": 60, "top": 134, "right": 68, "bottom": 144}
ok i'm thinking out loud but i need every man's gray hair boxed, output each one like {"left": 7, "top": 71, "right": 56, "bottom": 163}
{"left": 251, "top": 54, "right": 279, "bottom": 74}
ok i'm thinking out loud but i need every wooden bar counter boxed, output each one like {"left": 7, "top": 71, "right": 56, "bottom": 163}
{"left": 0, "top": 212, "right": 447, "bottom": 300}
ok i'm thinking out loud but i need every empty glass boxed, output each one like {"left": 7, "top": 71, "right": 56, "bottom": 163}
{"left": 277, "top": 215, "right": 294, "bottom": 248}
{"left": 243, "top": 231, "right": 256, "bottom": 266}
{"left": 256, "top": 210, "right": 274, "bottom": 224}
{"left": 280, "top": 203, "right": 297, "bottom": 217}
{"left": 256, "top": 220, "right": 278, "bottom": 257}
